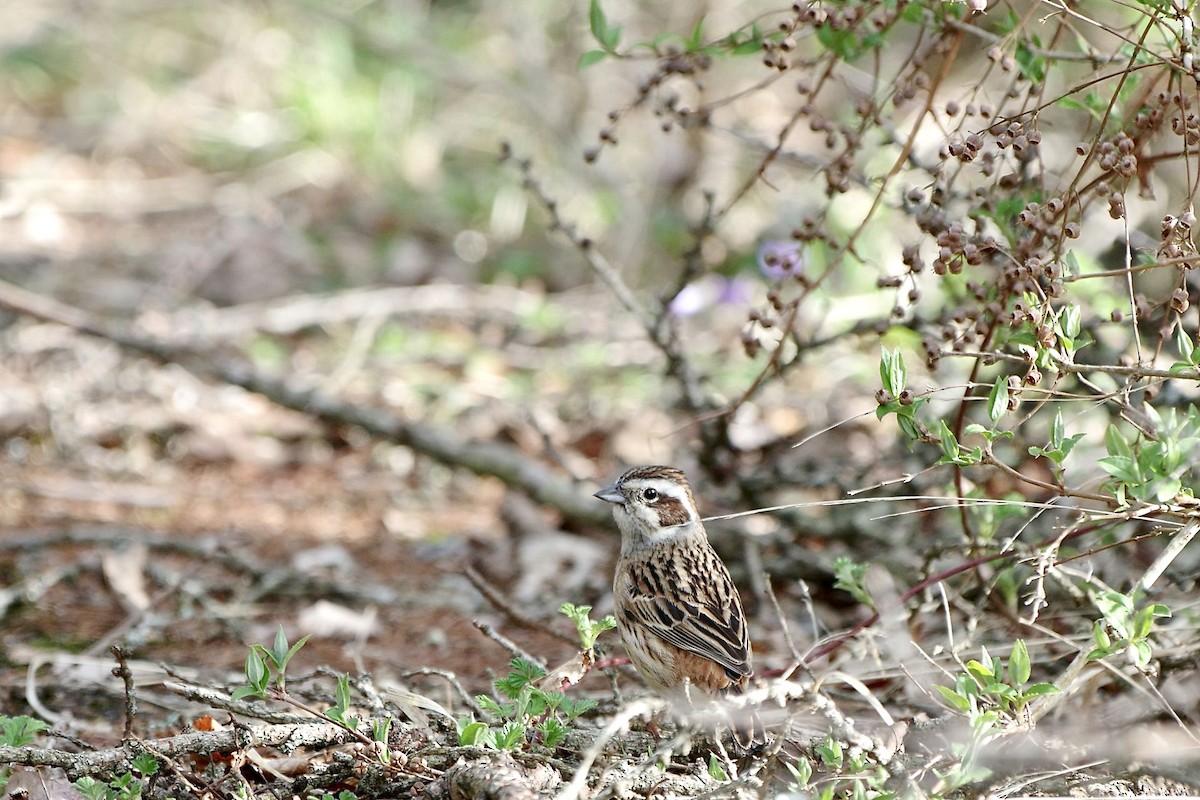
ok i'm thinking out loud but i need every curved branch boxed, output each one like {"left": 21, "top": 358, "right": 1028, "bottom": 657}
{"left": 0, "top": 278, "right": 607, "bottom": 528}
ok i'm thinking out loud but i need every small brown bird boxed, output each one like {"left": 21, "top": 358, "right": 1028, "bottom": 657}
{"left": 594, "top": 466, "right": 758, "bottom": 744}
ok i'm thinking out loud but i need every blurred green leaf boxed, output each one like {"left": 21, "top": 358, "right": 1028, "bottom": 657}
{"left": 579, "top": 49, "right": 608, "bottom": 69}
{"left": 589, "top": 0, "right": 622, "bottom": 52}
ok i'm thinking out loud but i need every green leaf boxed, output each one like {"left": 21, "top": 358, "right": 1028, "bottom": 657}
{"left": 578, "top": 50, "right": 608, "bottom": 69}
{"left": 987, "top": 683, "right": 1019, "bottom": 704}
{"left": 938, "top": 421, "right": 960, "bottom": 461}
{"left": 1133, "top": 604, "right": 1170, "bottom": 640}
{"left": 966, "top": 659, "right": 994, "bottom": 681}
{"left": 230, "top": 685, "right": 263, "bottom": 701}
{"left": 1015, "top": 39, "right": 1046, "bottom": 83}
{"left": 588, "top": 0, "right": 622, "bottom": 52}
{"left": 1154, "top": 478, "right": 1183, "bottom": 502}
{"left": 496, "top": 722, "right": 527, "bottom": 750}
{"left": 1148, "top": 603, "right": 1173, "bottom": 618}
{"left": 832, "top": 556, "right": 871, "bottom": 606}
{"left": 730, "top": 24, "right": 765, "bottom": 55}
{"left": 131, "top": 752, "right": 160, "bottom": 776}
{"left": 1098, "top": 455, "right": 1140, "bottom": 484}
{"left": 934, "top": 684, "right": 971, "bottom": 711}
{"left": 0, "top": 715, "right": 50, "bottom": 748}
{"left": 1022, "top": 682, "right": 1060, "bottom": 698}
{"left": 1094, "top": 591, "right": 1135, "bottom": 639}
{"left": 897, "top": 412, "right": 921, "bottom": 444}
{"left": 816, "top": 736, "right": 843, "bottom": 768}
{"left": 1061, "top": 433, "right": 1085, "bottom": 458}
{"left": 511, "top": 685, "right": 535, "bottom": 720}
{"left": 245, "top": 650, "right": 268, "bottom": 689}
{"left": 1093, "top": 620, "right": 1112, "bottom": 650}
{"left": 458, "top": 719, "right": 493, "bottom": 747}
{"left": 495, "top": 658, "right": 547, "bottom": 698}
{"left": 560, "top": 603, "right": 616, "bottom": 650}
{"left": 1176, "top": 323, "right": 1195, "bottom": 364}
{"left": 686, "top": 16, "right": 705, "bottom": 51}
{"left": 73, "top": 778, "right": 108, "bottom": 800}
{"left": 953, "top": 674, "right": 979, "bottom": 698}
{"left": 327, "top": 674, "right": 352, "bottom": 723}
{"left": 1105, "top": 425, "right": 1134, "bottom": 459}
{"left": 476, "top": 695, "right": 507, "bottom": 715}
{"left": 1094, "top": 590, "right": 1132, "bottom": 618}
{"left": 987, "top": 376, "right": 1007, "bottom": 423}
{"left": 880, "top": 347, "right": 907, "bottom": 399}
{"left": 708, "top": 753, "right": 729, "bottom": 781}
{"left": 785, "top": 757, "right": 813, "bottom": 787}
{"left": 1050, "top": 410, "right": 1064, "bottom": 449}
{"left": 540, "top": 717, "right": 567, "bottom": 748}
{"left": 561, "top": 696, "right": 598, "bottom": 721}
{"left": 536, "top": 689, "right": 563, "bottom": 714}
{"left": 108, "top": 773, "right": 135, "bottom": 794}
{"left": 271, "top": 625, "right": 290, "bottom": 667}
{"left": 281, "top": 634, "right": 313, "bottom": 672}
{"left": 1009, "top": 640, "right": 1031, "bottom": 686}
{"left": 1131, "top": 640, "right": 1153, "bottom": 667}
{"left": 731, "top": 40, "right": 762, "bottom": 56}
{"left": 1062, "top": 250, "right": 1082, "bottom": 278}
{"left": 1059, "top": 304, "right": 1081, "bottom": 341}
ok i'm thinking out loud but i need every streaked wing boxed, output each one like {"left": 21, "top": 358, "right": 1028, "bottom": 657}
{"left": 623, "top": 544, "right": 751, "bottom": 680}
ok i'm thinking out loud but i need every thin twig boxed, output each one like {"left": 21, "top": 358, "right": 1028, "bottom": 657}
{"left": 472, "top": 621, "right": 544, "bottom": 668}
{"left": 402, "top": 668, "right": 482, "bottom": 715}
{"left": 761, "top": 573, "right": 803, "bottom": 672}
{"left": 1137, "top": 520, "right": 1200, "bottom": 593}
{"left": 110, "top": 646, "right": 137, "bottom": 742}
{"left": 464, "top": 566, "right": 577, "bottom": 647}
{"left": 503, "top": 149, "right": 711, "bottom": 414}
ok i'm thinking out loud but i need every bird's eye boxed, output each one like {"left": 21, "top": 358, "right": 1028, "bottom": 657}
{"left": 643, "top": 488, "right": 659, "bottom": 501}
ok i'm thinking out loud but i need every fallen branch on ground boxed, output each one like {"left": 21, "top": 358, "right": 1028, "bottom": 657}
{"left": 0, "top": 278, "right": 607, "bottom": 528}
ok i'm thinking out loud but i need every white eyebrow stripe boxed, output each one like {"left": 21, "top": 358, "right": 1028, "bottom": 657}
{"left": 631, "top": 479, "right": 688, "bottom": 499}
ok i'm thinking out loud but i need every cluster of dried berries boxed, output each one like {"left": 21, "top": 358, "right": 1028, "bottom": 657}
{"left": 575, "top": 0, "right": 1200, "bottom": 405}
{"left": 1161, "top": 211, "right": 1199, "bottom": 316}
{"left": 739, "top": 222, "right": 830, "bottom": 358}
{"left": 1159, "top": 91, "right": 1200, "bottom": 146}
{"left": 1160, "top": 210, "right": 1198, "bottom": 270}
{"left": 583, "top": 49, "right": 714, "bottom": 164}
{"left": 1091, "top": 131, "right": 1138, "bottom": 180}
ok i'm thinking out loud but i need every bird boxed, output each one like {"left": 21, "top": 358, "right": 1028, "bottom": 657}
{"left": 594, "top": 465, "right": 760, "bottom": 748}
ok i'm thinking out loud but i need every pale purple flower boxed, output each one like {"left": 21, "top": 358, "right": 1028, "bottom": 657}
{"left": 669, "top": 281, "right": 710, "bottom": 317}
{"left": 716, "top": 276, "right": 754, "bottom": 305}
{"left": 668, "top": 275, "right": 756, "bottom": 317}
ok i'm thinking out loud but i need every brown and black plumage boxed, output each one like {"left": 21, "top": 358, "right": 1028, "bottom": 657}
{"left": 595, "top": 466, "right": 759, "bottom": 745}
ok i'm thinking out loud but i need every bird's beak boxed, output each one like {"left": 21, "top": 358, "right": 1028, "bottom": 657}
{"left": 593, "top": 484, "right": 624, "bottom": 505}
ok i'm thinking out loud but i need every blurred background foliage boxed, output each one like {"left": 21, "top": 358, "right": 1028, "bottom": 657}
{"left": 0, "top": 0, "right": 786, "bottom": 296}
